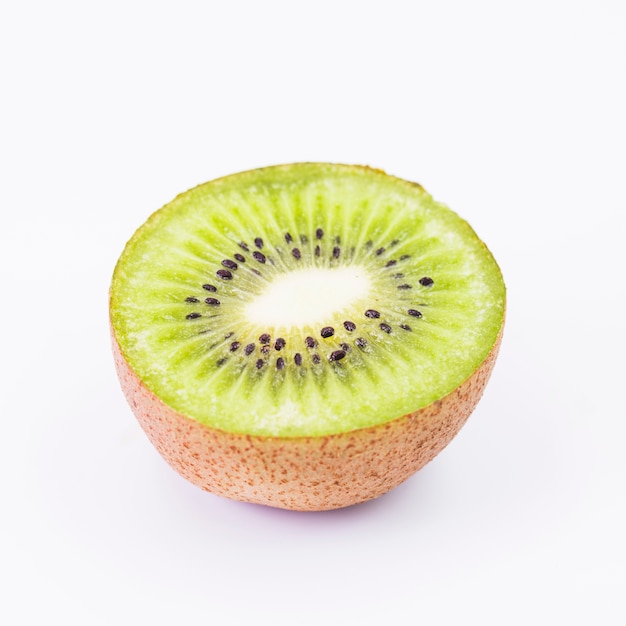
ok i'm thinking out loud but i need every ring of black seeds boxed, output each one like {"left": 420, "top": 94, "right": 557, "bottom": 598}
{"left": 192, "top": 234, "right": 431, "bottom": 376}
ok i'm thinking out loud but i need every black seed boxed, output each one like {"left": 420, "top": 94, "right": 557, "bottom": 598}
{"left": 385, "top": 260, "right": 397, "bottom": 267}
{"left": 398, "top": 284, "right": 412, "bottom": 290}
{"left": 365, "top": 240, "right": 373, "bottom": 249}
{"left": 419, "top": 276, "right": 434, "bottom": 286}
{"left": 186, "top": 312, "right": 201, "bottom": 319}
{"left": 202, "top": 284, "right": 217, "bottom": 292}
{"left": 217, "top": 269, "right": 232, "bottom": 280}
{"left": 400, "top": 324, "right": 412, "bottom": 331}
{"left": 185, "top": 297, "right": 200, "bottom": 303}
{"left": 222, "top": 259, "right": 238, "bottom": 270}
{"left": 275, "top": 338, "right": 286, "bottom": 351}
{"left": 390, "top": 239, "right": 399, "bottom": 246}
{"left": 305, "top": 336, "right": 317, "bottom": 348}
{"left": 276, "top": 357, "right": 285, "bottom": 370}
{"left": 225, "top": 332, "right": 234, "bottom": 339}
{"left": 294, "top": 353, "right": 303, "bottom": 366}
{"left": 205, "top": 297, "right": 220, "bottom": 305}
{"left": 335, "top": 235, "right": 341, "bottom": 244}
{"left": 380, "top": 323, "right": 392, "bottom": 334}
{"left": 292, "top": 248, "right": 301, "bottom": 260}
{"left": 312, "top": 353, "right": 321, "bottom": 364}
{"left": 393, "top": 273, "right": 404, "bottom": 279}
{"left": 365, "top": 309, "right": 380, "bottom": 319}
{"left": 256, "top": 359, "right": 264, "bottom": 369}
{"left": 343, "top": 320, "right": 356, "bottom": 332}
{"left": 355, "top": 337, "right": 367, "bottom": 349}
{"left": 253, "top": 251, "right": 266, "bottom": 263}
{"left": 239, "top": 242, "right": 249, "bottom": 251}
{"left": 315, "top": 245, "right": 321, "bottom": 257}
{"left": 261, "top": 345, "right": 270, "bottom": 354}
{"left": 230, "top": 341, "right": 240, "bottom": 352}
{"left": 259, "top": 333, "right": 271, "bottom": 344}
{"left": 340, "top": 342, "right": 350, "bottom": 352}
{"left": 300, "top": 234, "right": 308, "bottom": 244}
{"left": 244, "top": 343, "right": 255, "bottom": 355}
{"left": 333, "top": 246, "right": 340, "bottom": 259}
{"left": 217, "top": 357, "right": 227, "bottom": 367}
{"left": 254, "top": 237, "right": 263, "bottom": 249}
{"left": 376, "top": 247, "right": 385, "bottom": 256}
{"left": 234, "top": 253, "right": 246, "bottom": 263}
{"left": 316, "top": 228, "right": 324, "bottom": 240}
{"left": 408, "top": 309, "right": 422, "bottom": 317}
{"left": 329, "top": 349, "right": 346, "bottom": 362}
{"left": 285, "top": 232, "right": 293, "bottom": 243}
{"left": 400, "top": 254, "right": 410, "bottom": 261}
{"left": 320, "top": 326, "right": 335, "bottom": 338}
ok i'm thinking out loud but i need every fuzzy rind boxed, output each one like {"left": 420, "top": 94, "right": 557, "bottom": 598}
{"left": 112, "top": 323, "right": 503, "bottom": 512}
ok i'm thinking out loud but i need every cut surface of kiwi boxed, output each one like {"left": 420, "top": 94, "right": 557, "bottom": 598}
{"left": 111, "top": 163, "right": 505, "bottom": 440}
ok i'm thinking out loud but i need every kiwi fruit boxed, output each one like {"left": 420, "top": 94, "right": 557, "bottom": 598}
{"left": 110, "top": 163, "right": 505, "bottom": 511}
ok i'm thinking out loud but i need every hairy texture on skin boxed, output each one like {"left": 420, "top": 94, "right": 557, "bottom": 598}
{"left": 112, "top": 323, "right": 503, "bottom": 511}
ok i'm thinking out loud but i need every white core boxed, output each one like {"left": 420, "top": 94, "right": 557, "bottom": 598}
{"left": 244, "top": 267, "right": 371, "bottom": 329}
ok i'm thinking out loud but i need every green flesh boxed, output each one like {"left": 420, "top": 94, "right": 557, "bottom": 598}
{"left": 110, "top": 164, "right": 505, "bottom": 437}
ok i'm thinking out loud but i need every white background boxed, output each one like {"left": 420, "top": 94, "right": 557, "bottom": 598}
{"left": 2, "top": 2, "right": 625, "bottom": 624}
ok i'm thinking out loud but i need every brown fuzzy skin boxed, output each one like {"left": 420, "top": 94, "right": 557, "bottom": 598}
{"left": 112, "top": 324, "right": 503, "bottom": 511}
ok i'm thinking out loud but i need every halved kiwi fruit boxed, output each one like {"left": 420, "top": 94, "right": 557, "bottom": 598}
{"left": 110, "top": 163, "right": 505, "bottom": 511}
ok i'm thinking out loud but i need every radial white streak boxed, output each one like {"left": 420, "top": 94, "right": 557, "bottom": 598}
{"left": 244, "top": 267, "right": 371, "bottom": 329}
